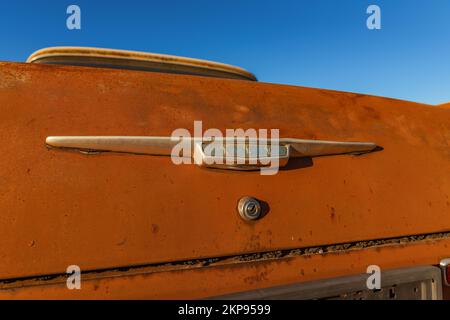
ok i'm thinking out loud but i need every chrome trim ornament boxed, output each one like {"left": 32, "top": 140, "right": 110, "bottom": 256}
{"left": 46, "top": 136, "right": 378, "bottom": 172}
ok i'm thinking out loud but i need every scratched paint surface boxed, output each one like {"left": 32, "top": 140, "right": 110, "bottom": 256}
{"left": 0, "top": 62, "right": 449, "bottom": 282}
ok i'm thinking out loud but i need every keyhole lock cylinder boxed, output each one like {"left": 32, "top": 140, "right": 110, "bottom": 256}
{"left": 238, "top": 197, "right": 263, "bottom": 221}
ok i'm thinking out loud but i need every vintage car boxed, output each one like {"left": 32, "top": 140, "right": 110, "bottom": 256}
{"left": 0, "top": 47, "right": 449, "bottom": 299}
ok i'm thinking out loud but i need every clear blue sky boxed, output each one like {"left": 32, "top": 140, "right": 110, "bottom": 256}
{"left": 1, "top": 0, "right": 450, "bottom": 105}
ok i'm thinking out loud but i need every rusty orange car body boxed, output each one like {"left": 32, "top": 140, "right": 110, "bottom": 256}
{"left": 0, "top": 47, "right": 449, "bottom": 299}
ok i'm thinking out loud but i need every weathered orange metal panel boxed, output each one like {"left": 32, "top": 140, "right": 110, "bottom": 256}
{"left": 1, "top": 238, "right": 450, "bottom": 299}
{"left": 0, "top": 62, "right": 449, "bottom": 297}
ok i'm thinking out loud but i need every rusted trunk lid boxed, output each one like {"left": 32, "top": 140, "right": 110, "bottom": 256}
{"left": 0, "top": 62, "right": 449, "bottom": 280}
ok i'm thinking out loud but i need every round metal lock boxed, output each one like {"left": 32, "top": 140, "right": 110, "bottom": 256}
{"left": 238, "top": 197, "right": 263, "bottom": 221}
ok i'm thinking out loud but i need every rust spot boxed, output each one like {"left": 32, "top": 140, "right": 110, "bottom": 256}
{"left": 244, "top": 271, "right": 269, "bottom": 285}
{"left": 26, "top": 118, "right": 36, "bottom": 127}
{"left": 245, "top": 234, "right": 262, "bottom": 251}
{"left": 151, "top": 224, "right": 160, "bottom": 235}
{"left": 0, "top": 68, "right": 30, "bottom": 89}
{"left": 116, "top": 238, "right": 127, "bottom": 246}
{"left": 330, "top": 207, "right": 336, "bottom": 220}
{"left": 363, "top": 105, "right": 381, "bottom": 120}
